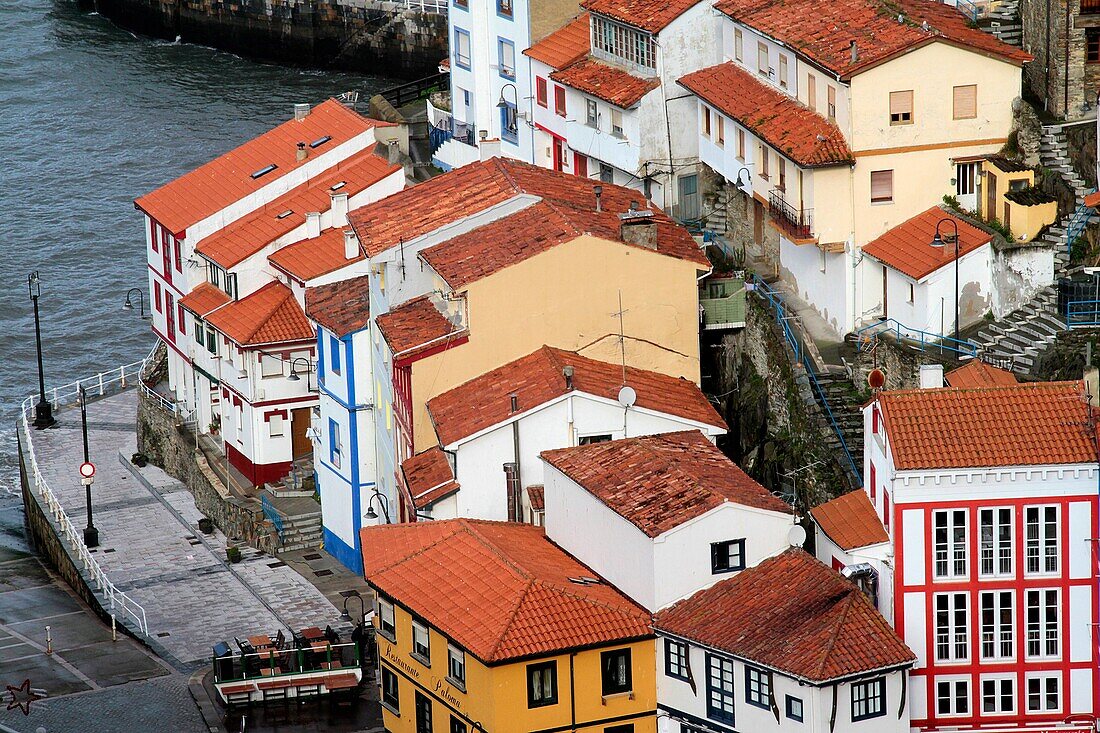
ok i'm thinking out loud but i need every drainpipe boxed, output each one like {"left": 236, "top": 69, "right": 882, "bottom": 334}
{"left": 1065, "top": 0, "right": 1071, "bottom": 115}
{"left": 569, "top": 653, "right": 577, "bottom": 732}
{"left": 1046, "top": 0, "right": 1052, "bottom": 111}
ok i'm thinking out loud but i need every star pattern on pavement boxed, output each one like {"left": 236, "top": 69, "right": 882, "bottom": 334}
{"left": 6, "top": 678, "right": 42, "bottom": 716}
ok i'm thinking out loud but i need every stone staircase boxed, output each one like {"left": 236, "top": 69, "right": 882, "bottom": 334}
{"left": 260, "top": 490, "right": 323, "bottom": 553}
{"left": 704, "top": 185, "right": 730, "bottom": 236}
{"left": 986, "top": 0, "right": 1021, "bottom": 46}
{"left": 812, "top": 371, "right": 865, "bottom": 478}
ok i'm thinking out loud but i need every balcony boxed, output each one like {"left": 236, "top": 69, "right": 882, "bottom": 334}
{"left": 768, "top": 189, "right": 814, "bottom": 241}
{"left": 699, "top": 275, "right": 747, "bottom": 330}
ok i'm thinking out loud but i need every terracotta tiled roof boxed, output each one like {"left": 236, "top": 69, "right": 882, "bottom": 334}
{"left": 401, "top": 447, "right": 460, "bottom": 510}
{"left": 135, "top": 100, "right": 388, "bottom": 236}
{"left": 524, "top": 13, "right": 591, "bottom": 69}
{"left": 550, "top": 57, "right": 659, "bottom": 108}
{"left": 269, "top": 228, "right": 363, "bottom": 283}
{"left": 811, "top": 491, "right": 888, "bottom": 551}
{"left": 582, "top": 0, "right": 698, "bottom": 32}
{"left": 541, "top": 431, "right": 791, "bottom": 537}
{"left": 204, "top": 281, "right": 314, "bottom": 346}
{"left": 427, "top": 346, "right": 725, "bottom": 446}
{"left": 375, "top": 296, "right": 463, "bottom": 358}
{"left": 196, "top": 146, "right": 398, "bottom": 269}
{"left": 655, "top": 549, "right": 915, "bottom": 681}
{"left": 945, "top": 360, "right": 1018, "bottom": 388}
{"left": 877, "top": 381, "right": 1097, "bottom": 470}
{"left": 178, "top": 282, "right": 231, "bottom": 317}
{"left": 1085, "top": 191, "right": 1100, "bottom": 208}
{"left": 360, "top": 519, "right": 652, "bottom": 662}
{"left": 714, "top": 0, "right": 1031, "bottom": 79}
{"left": 305, "top": 275, "right": 370, "bottom": 337}
{"left": 528, "top": 485, "right": 545, "bottom": 511}
{"left": 678, "top": 63, "right": 852, "bottom": 168}
{"left": 862, "top": 207, "right": 993, "bottom": 280}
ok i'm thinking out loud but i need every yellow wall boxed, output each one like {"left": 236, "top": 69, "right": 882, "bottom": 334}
{"left": 809, "top": 165, "right": 855, "bottom": 247}
{"left": 375, "top": 594, "right": 657, "bottom": 733}
{"left": 410, "top": 235, "right": 703, "bottom": 449}
{"left": 977, "top": 162, "right": 1056, "bottom": 243}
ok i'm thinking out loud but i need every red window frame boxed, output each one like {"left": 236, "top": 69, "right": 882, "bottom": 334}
{"left": 177, "top": 303, "right": 186, "bottom": 335}
{"left": 174, "top": 240, "right": 182, "bottom": 271}
{"left": 883, "top": 491, "right": 891, "bottom": 531}
{"left": 869, "top": 464, "right": 877, "bottom": 503}
{"left": 154, "top": 281, "right": 162, "bottom": 312}
{"left": 536, "top": 77, "right": 548, "bottom": 107}
{"left": 554, "top": 86, "right": 566, "bottom": 117}
{"left": 150, "top": 220, "right": 159, "bottom": 252}
{"left": 872, "top": 405, "right": 880, "bottom": 433}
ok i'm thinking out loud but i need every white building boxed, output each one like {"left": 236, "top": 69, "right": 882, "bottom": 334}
{"left": 404, "top": 345, "right": 727, "bottom": 520}
{"left": 541, "top": 430, "right": 796, "bottom": 612}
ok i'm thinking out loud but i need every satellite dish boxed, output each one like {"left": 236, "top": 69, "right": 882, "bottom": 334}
{"left": 617, "top": 385, "right": 637, "bottom": 407}
{"left": 867, "top": 368, "right": 886, "bottom": 390}
{"left": 787, "top": 524, "right": 807, "bottom": 548}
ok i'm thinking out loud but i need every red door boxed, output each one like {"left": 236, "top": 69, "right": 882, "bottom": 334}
{"left": 573, "top": 152, "right": 587, "bottom": 177}
{"left": 552, "top": 137, "right": 564, "bottom": 172}
{"left": 161, "top": 230, "right": 173, "bottom": 286}
{"left": 165, "top": 293, "right": 176, "bottom": 343}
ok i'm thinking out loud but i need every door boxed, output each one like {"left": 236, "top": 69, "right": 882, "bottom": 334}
{"left": 955, "top": 162, "right": 978, "bottom": 212}
{"left": 1004, "top": 202, "right": 1011, "bottom": 234}
{"left": 291, "top": 408, "right": 311, "bottom": 459}
{"left": 753, "top": 200, "right": 764, "bottom": 245}
{"left": 986, "top": 172, "right": 997, "bottom": 219}
{"left": 679, "top": 174, "right": 700, "bottom": 221}
{"left": 573, "top": 152, "right": 587, "bottom": 177}
{"left": 165, "top": 293, "right": 176, "bottom": 343}
{"left": 552, "top": 137, "right": 564, "bottom": 172}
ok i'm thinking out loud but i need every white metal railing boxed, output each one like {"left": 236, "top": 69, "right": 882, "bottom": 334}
{"left": 19, "top": 351, "right": 154, "bottom": 635}
{"left": 403, "top": 0, "right": 448, "bottom": 12}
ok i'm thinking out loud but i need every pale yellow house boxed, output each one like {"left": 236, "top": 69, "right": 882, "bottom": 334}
{"left": 681, "top": 0, "right": 1032, "bottom": 336}
{"left": 976, "top": 157, "right": 1057, "bottom": 242}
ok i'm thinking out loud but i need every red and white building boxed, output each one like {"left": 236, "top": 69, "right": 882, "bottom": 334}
{"left": 864, "top": 380, "right": 1100, "bottom": 731}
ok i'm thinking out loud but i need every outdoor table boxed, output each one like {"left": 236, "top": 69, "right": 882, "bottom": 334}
{"left": 311, "top": 641, "right": 332, "bottom": 652}
{"left": 300, "top": 627, "right": 324, "bottom": 641}
{"left": 248, "top": 634, "right": 273, "bottom": 649}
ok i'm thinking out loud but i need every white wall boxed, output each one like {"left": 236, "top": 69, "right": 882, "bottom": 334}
{"left": 779, "top": 238, "right": 851, "bottom": 335}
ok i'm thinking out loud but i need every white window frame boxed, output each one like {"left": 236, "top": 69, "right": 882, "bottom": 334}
{"left": 412, "top": 619, "right": 431, "bottom": 663}
{"left": 378, "top": 598, "right": 396, "bottom": 640}
{"left": 268, "top": 413, "right": 285, "bottom": 438}
{"left": 611, "top": 108, "right": 624, "bottom": 138}
{"left": 934, "top": 592, "right": 969, "bottom": 662}
{"left": 933, "top": 509, "right": 968, "bottom": 580}
{"left": 585, "top": 98, "right": 599, "bottom": 128}
{"left": 591, "top": 15, "right": 656, "bottom": 71}
{"left": 980, "top": 507, "right": 1014, "bottom": 578}
{"left": 1025, "top": 588, "right": 1060, "bottom": 659}
{"left": 980, "top": 674, "right": 1016, "bottom": 716}
{"left": 447, "top": 644, "right": 466, "bottom": 687}
{"left": 1026, "top": 672, "right": 1061, "bottom": 714}
{"left": 935, "top": 676, "right": 971, "bottom": 717}
{"left": 979, "top": 590, "right": 1014, "bottom": 661}
{"left": 1025, "top": 505, "right": 1059, "bottom": 575}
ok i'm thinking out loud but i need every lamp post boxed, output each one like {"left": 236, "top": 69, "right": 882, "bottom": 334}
{"left": 286, "top": 357, "right": 313, "bottom": 390}
{"left": 733, "top": 166, "right": 751, "bottom": 190}
{"left": 364, "top": 490, "right": 392, "bottom": 525}
{"left": 496, "top": 83, "right": 520, "bottom": 140}
{"left": 78, "top": 390, "right": 99, "bottom": 548}
{"left": 123, "top": 288, "right": 151, "bottom": 320}
{"left": 339, "top": 589, "right": 366, "bottom": 625}
{"left": 28, "top": 272, "right": 56, "bottom": 430}
{"left": 930, "top": 218, "right": 961, "bottom": 344}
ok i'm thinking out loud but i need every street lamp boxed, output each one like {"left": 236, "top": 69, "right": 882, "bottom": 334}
{"left": 930, "top": 217, "right": 962, "bottom": 344}
{"left": 496, "top": 83, "right": 521, "bottom": 139}
{"left": 79, "top": 388, "right": 99, "bottom": 548}
{"left": 286, "top": 357, "right": 312, "bottom": 389}
{"left": 123, "top": 288, "right": 151, "bottom": 320}
{"left": 339, "top": 589, "right": 366, "bottom": 624}
{"left": 733, "top": 166, "right": 751, "bottom": 190}
{"left": 28, "top": 272, "right": 56, "bottom": 430}
{"left": 364, "top": 491, "right": 392, "bottom": 524}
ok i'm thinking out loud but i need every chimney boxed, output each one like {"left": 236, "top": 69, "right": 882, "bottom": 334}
{"left": 594, "top": 185, "right": 603, "bottom": 212}
{"left": 479, "top": 136, "right": 502, "bottom": 161}
{"left": 850, "top": 40, "right": 858, "bottom": 63}
{"left": 305, "top": 212, "right": 321, "bottom": 238}
{"left": 343, "top": 229, "right": 359, "bottom": 260}
{"left": 563, "top": 365, "right": 575, "bottom": 390}
{"left": 919, "top": 363, "right": 944, "bottom": 389}
{"left": 296, "top": 142, "right": 307, "bottom": 162}
{"left": 503, "top": 462, "right": 521, "bottom": 522}
{"left": 294, "top": 103, "right": 310, "bottom": 121}
{"left": 619, "top": 203, "right": 658, "bottom": 250}
{"left": 509, "top": 393, "right": 519, "bottom": 413}
{"left": 330, "top": 192, "right": 349, "bottom": 226}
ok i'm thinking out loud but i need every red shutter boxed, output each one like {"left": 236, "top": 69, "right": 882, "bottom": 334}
{"left": 574, "top": 153, "right": 587, "bottom": 177}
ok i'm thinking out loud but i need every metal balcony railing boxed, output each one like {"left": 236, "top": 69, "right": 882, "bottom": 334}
{"left": 767, "top": 189, "right": 813, "bottom": 240}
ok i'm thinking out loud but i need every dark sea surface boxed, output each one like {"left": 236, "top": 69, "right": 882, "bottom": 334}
{"left": 0, "top": 1, "right": 391, "bottom": 497}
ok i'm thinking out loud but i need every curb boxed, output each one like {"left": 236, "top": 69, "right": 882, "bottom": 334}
{"left": 188, "top": 666, "right": 224, "bottom": 733}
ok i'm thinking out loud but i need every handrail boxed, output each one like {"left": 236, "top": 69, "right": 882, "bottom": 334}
{"left": 1066, "top": 299, "right": 1100, "bottom": 328}
{"left": 19, "top": 354, "right": 152, "bottom": 635}
{"left": 955, "top": 0, "right": 981, "bottom": 22}
{"left": 1067, "top": 189, "right": 1098, "bottom": 260}
{"left": 855, "top": 318, "right": 978, "bottom": 358}
{"left": 751, "top": 275, "right": 802, "bottom": 363}
{"left": 801, "top": 351, "right": 862, "bottom": 484}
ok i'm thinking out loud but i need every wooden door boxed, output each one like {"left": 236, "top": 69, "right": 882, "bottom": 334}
{"left": 291, "top": 408, "right": 311, "bottom": 459}
{"left": 574, "top": 152, "right": 587, "bottom": 177}
{"left": 753, "top": 200, "right": 764, "bottom": 245}
{"left": 986, "top": 173, "right": 997, "bottom": 219}
{"left": 553, "top": 138, "right": 564, "bottom": 172}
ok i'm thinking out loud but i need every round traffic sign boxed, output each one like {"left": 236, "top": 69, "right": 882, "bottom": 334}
{"left": 79, "top": 462, "right": 95, "bottom": 479}
{"left": 867, "top": 368, "right": 886, "bottom": 390}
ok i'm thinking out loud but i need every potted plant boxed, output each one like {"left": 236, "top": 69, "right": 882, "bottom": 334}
{"left": 208, "top": 416, "right": 221, "bottom": 435}
{"left": 226, "top": 546, "right": 242, "bottom": 564}
{"left": 131, "top": 452, "right": 148, "bottom": 467}
{"left": 198, "top": 517, "right": 214, "bottom": 535}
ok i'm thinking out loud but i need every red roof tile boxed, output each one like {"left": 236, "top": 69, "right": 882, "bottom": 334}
{"left": 305, "top": 275, "right": 370, "bottom": 337}
{"left": 135, "top": 100, "right": 387, "bottom": 236}
{"left": 582, "top": 0, "right": 698, "bottom": 32}
{"left": 679, "top": 62, "right": 852, "bottom": 168}
{"left": 715, "top": 0, "right": 1031, "bottom": 79}
{"left": 862, "top": 207, "right": 993, "bottom": 280}
{"left": 360, "top": 519, "right": 652, "bottom": 662}
{"left": 525, "top": 13, "right": 591, "bottom": 69}
{"left": 811, "top": 491, "right": 888, "bottom": 551}
{"left": 877, "top": 381, "right": 1097, "bottom": 470}
{"left": 270, "top": 228, "right": 363, "bottom": 283}
{"left": 655, "top": 549, "right": 915, "bottom": 681}
{"left": 204, "top": 281, "right": 314, "bottom": 346}
{"left": 541, "top": 431, "right": 791, "bottom": 537}
{"left": 551, "top": 58, "right": 659, "bottom": 108}
{"left": 401, "top": 447, "right": 460, "bottom": 509}
{"left": 945, "top": 360, "right": 1018, "bottom": 388}
{"left": 1085, "top": 191, "right": 1100, "bottom": 208}
{"left": 528, "top": 485, "right": 545, "bottom": 511}
{"left": 375, "top": 296, "right": 463, "bottom": 358}
{"left": 428, "top": 346, "right": 725, "bottom": 446}
{"left": 196, "top": 146, "right": 398, "bottom": 269}
{"left": 178, "top": 282, "right": 231, "bottom": 317}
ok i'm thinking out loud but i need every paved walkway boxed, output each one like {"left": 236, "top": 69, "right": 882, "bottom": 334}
{"left": 23, "top": 390, "right": 358, "bottom": 670}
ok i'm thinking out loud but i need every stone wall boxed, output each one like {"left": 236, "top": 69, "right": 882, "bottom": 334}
{"left": 1021, "top": 0, "right": 1088, "bottom": 118}
{"left": 83, "top": 0, "right": 448, "bottom": 78}
{"left": 1034, "top": 326, "right": 1100, "bottom": 378}
{"left": 1064, "top": 118, "right": 1098, "bottom": 188}
{"left": 847, "top": 332, "right": 961, "bottom": 392}
{"left": 992, "top": 241, "right": 1056, "bottom": 318}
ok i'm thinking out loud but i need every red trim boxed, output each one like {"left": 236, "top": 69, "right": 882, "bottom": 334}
{"left": 536, "top": 76, "right": 548, "bottom": 107}
{"left": 224, "top": 441, "right": 292, "bottom": 487}
{"left": 394, "top": 335, "right": 469, "bottom": 368}
{"left": 150, "top": 324, "right": 189, "bottom": 361}
{"left": 534, "top": 122, "right": 565, "bottom": 140}
{"left": 263, "top": 409, "right": 288, "bottom": 421}
{"left": 147, "top": 264, "right": 184, "bottom": 296}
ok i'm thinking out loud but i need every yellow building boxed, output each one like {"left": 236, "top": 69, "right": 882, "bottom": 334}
{"left": 975, "top": 156, "right": 1057, "bottom": 242}
{"left": 360, "top": 519, "right": 656, "bottom": 733}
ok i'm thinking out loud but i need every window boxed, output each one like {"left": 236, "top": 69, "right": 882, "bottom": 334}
{"left": 734, "top": 28, "right": 743, "bottom": 61}
{"left": 586, "top": 98, "right": 598, "bottom": 127}
{"left": 611, "top": 109, "right": 624, "bottom": 138}
{"left": 778, "top": 55, "right": 788, "bottom": 88}
{"left": 1025, "top": 506, "right": 1059, "bottom": 574}
{"left": 759, "top": 144, "right": 769, "bottom": 180}
{"left": 591, "top": 15, "right": 656, "bottom": 69}
{"left": 174, "top": 240, "right": 182, "bottom": 271}
{"left": 934, "top": 592, "right": 969, "bottom": 662}
{"left": 601, "top": 649, "right": 632, "bottom": 695}
{"left": 807, "top": 74, "right": 816, "bottom": 110}
{"left": 869, "top": 464, "right": 877, "bottom": 502}
{"left": 737, "top": 129, "right": 745, "bottom": 160}
{"left": 870, "top": 170, "right": 894, "bottom": 204}
{"left": 717, "top": 116, "right": 725, "bottom": 146}
{"left": 497, "top": 0, "right": 512, "bottom": 17}
{"left": 381, "top": 667, "right": 400, "bottom": 711}
{"left": 454, "top": 28, "right": 471, "bottom": 69}
{"left": 936, "top": 678, "right": 970, "bottom": 716}
{"left": 883, "top": 491, "right": 891, "bottom": 531}
{"left": 500, "top": 101, "right": 518, "bottom": 144}
{"left": 555, "top": 86, "right": 566, "bottom": 117}
{"left": 536, "top": 77, "right": 548, "bottom": 107}
{"left": 498, "top": 38, "right": 515, "bottom": 79}
{"left": 705, "top": 654, "right": 735, "bottom": 723}
{"left": 451, "top": 716, "right": 467, "bottom": 733}
{"left": 956, "top": 162, "right": 977, "bottom": 197}
{"left": 703, "top": 106, "right": 711, "bottom": 137}
{"left": 711, "top": 539, "right": 745, "bottom": 574}
{"left": 953, "top": 84, "right": 977, "bottom": 119}
{"left": 757, "top": 42, "right": 769, "bottom": 76}
{"left": 889, "top": 90, "right": 913, "bottom": 124}
{"left": 453, "top": 0, "right": 467, "bottom": 10}
{"left": 665, "top": 638, "right": 690, "bottom": 680}
{"left": 827, "top": 85, "right": 837, "bottom": 121}
{"left": 154, "top": 280, "right": 162, "bottom": 312}
{"left": 785, "top": 695, "right": 803, "bottom": 722}
{"left": 527, "top": 661, "right": 557, "bottom": 707}
{"left": 980, "top": 508, "right": 1013, "bottom": 577}
{"left": 933, "top": 509, "right": 968, "bottom": 579}
{"left": 599, "top": 163, "right": 614, "bottom": 183}
{"left": 261, "top": 354, "right": 282, "bottom": 378}
{"left": 415, "top": 692, "right": 432, "bottom": 733}
{"left": 447, "top": 644, "right": 466, "bottom": 686}
{"left": 150, "top": 220, "right": 159, "bottom": 252}
{"left": 744, "top": 666, "right": 770, "bottom": 709}
{"left": 194, "top": 316, "right": 204, "bottom": 345}
{"left": 579, "top": 434, "right": 612, "bottom": 445}
{"left": 980, "top": 590, "right": 1014, "bottom": 660}
{"left": 981, "top": 676, "right": 1015, "bottom": 714}
{"left": 851, "top": 677, "right": 885, "bottom": 721}
{"left": 1025, "top": 588, "right": 1060, "bottom": 658}
{"left": 605, "top": 726, "right": 633, "bottom": 733}
{"left": 1089, "top": 28, "right": 1100, "bottom": 62}
{"left": 906, "top": 282, "right": 914, "bottom": 304}
{"left": 329, "top": 419, "right": 342, "bottom": 469}
{"left": 777, "top": 157, "right": 785, "bottom": 190}
{"left": 268, "top": 413, "right": 285, "bottom": 438}
{"left": 205, "top": 325, "right": 218, "bottom": 355}
{"left": 1027, "top": 674, "right": 1060, "bottom": 713}
{"left": 177, "top": 303, "right": 186, "bottom": 335}
{"left": 412, "top": 619, "right": 430, "bottom": 662}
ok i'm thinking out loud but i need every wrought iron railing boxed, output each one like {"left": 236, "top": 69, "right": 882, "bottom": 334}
{"left": 214, "top": 641, "right": 361, "bottom": 684}
{"left": 1066, "top": 190, "right": 1098, "bottom": 260}
{"left": 1066, "top": 300, "right": 1100, "bottom": 328}
{"left": 767, "top": 189, "right": 813, "bottom": 239}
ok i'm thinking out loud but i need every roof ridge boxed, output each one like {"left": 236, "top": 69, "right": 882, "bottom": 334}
{"left": 539, "top": 198, "right": 585, "bottom": 237}
{"left": 486, "top": 576, "right": 541, "bottom": 660}
{"left": 813, "top": 590, "right": 857, "bottom": 678}
{"left": 530, "top": 576, "right": 649, "bottom": 620}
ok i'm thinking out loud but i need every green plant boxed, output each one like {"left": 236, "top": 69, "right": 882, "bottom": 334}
{"left": 1000, "top": 129, "right": 1019, "bottom": 158}
{"left": 983, "top": 310, "right": 995, "bottom": 322}
{"left": 1071, "top": 234, "right": 1089, "bottom": 263}
{"left": 226, "top": 546, "right": 242, "bottom": 564}
{"left": 984, "top": 216, "right": 1013, "bottom": 241}
{"left": 208, "top": 416, "right": 221, "bottom": 435}
{"left": 942, "top": 195, "right": 962, "bottom": 213}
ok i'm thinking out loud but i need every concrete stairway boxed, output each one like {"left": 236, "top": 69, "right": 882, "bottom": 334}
{"left": 982, "top": 0, "right": 1022, "bottom": 46}
{"left": 812, "top": 371, "right": 865, "bottom": 477}
{"left": 704, "top": 186, "right": 730, "bottom": 236}
{"left": 1040, "top": 126, "right": 1093, "bottom": 206}
{"left": 260, "top": 490, "right": 323, "bottom": 554}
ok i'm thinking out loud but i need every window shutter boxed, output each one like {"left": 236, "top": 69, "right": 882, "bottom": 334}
{"left": 889, "top": 91, "right": 912, "bottom": 116}
{"left": 871, "top": 170, "right": 893, "bottom": 202}
{"left": 953, "top": 85, "right": 977, "bottom": 119}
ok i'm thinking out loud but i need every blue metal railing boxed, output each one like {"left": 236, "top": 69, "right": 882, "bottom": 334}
{"left": 1066, "top": 300, "right": 1100, "bottom": 328}
{"left": 261, "top": 494, "right": 285, "bottom": 535}
{"left": 855, "top": 318, "right": 979, "bottom": 358}
{"left": 751, "top": 275, "right": 801, "bottom": 363}
{"left": 955, "top": 0, "right": 981, "bottom": 22}
{"left": 1066, "top": 189, "right": 1098, "bottom": 260}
